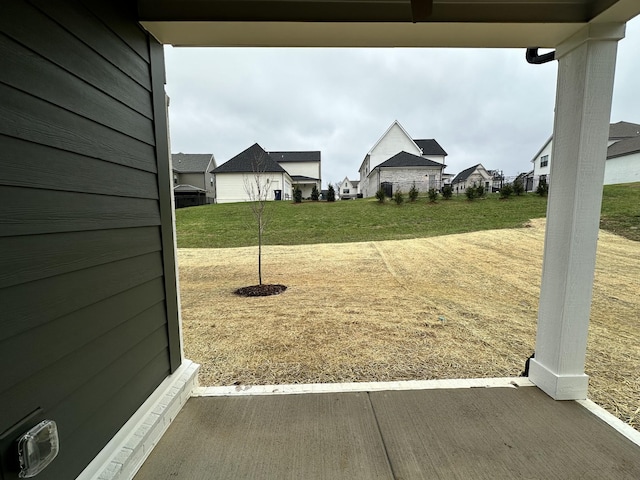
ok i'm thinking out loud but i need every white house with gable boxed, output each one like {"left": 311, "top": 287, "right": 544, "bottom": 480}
{"left": 358, "top": 120, "right": 447, "bottom": 197}
{"left": 338, "top": 177, "right": 360, "bottom": 199}
{"left": 269, "top": 151, "right": 321, "bottom": 198}
{"left": 212, "top": 143, "right": 293, "bottom": 203}
{"left": 530, "top": 121, "right": 640, "bottom": 190}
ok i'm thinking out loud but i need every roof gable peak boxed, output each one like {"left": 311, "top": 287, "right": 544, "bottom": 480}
{"left": 367, "top": 120, "right": 420, "bottom": 155}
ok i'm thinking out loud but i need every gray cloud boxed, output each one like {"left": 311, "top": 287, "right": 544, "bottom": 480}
{"left": 165, "top": 17, "right": 639, "bottom": 185}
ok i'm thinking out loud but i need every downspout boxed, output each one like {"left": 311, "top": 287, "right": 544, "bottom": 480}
{"left": 526, "top": 48, "right": 555, "bottom": 64}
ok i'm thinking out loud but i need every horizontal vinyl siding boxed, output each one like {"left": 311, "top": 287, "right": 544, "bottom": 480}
{"left": 0, "top": 1, "right": 174, "bottom": 479}
{"left": 216, "top": 172, "right": 286, "bottom": 203}
{"left": 604, "top": 153, "right": 640, "bottom": 185}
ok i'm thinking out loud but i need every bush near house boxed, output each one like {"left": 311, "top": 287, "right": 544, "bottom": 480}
{"left": 500, "top": 183, "right": 514, "bottom": 199}
{"left": 465, "top": 186, "right": 476, "bottom": 201}
{"left": 327, "top": 184, "right": 336, "bottom": 202}
{"left": 376, "top": 188, "right": 386, "bottom": 203}
{"left": 408, "top": 183, "right": 419, "bottom": 202}
{"left": 513, "top": 179, "right": 525, "bottom": 196}
{"left": 311, "top": 185, "right": 320, "bottom": 201}
{"left": 428, "top": 188, "right": 439, "bottom": 203}
{"left": 442, "top": 185, "right": 453, "bottom": 200}
{"left": 293, "top": 186, "right": 302, "bottom": 203}
{"left": 394, "top": 190, "right": 404, "bottom": 205}
{"left": 537, "top": 177, "right": 549, "bottom": 197}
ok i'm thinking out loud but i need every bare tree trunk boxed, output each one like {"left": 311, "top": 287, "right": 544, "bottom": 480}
{"left": 258, "top": 222, "right": 262, "bottom": 285}
{"left": 243, "top": 150, "right": 271, "bottom": 286}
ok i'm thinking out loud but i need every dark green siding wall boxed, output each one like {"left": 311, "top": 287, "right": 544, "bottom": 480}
{"left": 0, "top": 1, "right": 179, "bottom": 478}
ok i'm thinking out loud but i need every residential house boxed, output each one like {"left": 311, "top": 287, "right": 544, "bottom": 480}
{"left": 269, "top": 151, "right": 321, "bottom": 198}
{"left": 371, "top": 152, "right": 446, "bottom": 197}
{"left": 451, "top": 164, "right": 493, "bottom": 195}
{"left": 442, "top": 172, "right": 455, "bottom": 186}
{"left": 530, "top": 121, "right": 640, "bottom": 189}
{"left": 171, "top": 153, "right": 216, "bottom": 207}
{"left": 529, "top": 136, "right": 553, "bottom": 191}
{"left": 212, "top": 143, "right": 293, "bottom": 203}
{"left": 338, "top": 177, "right": 360, "bottom": 199}
{"left": 487, "top": 169, "right": 505, "bottom": 192}
{"left": 359, "top": 120, "right": 447, "bottom": 197}
{"left": 3, "top": 1, "right": 640, "bottom": 479}
{"left": 515, "top": 171, "right": 535, "bottom": 192}
{"left": 603, "top": 123, "right": 640, "bottom": 184}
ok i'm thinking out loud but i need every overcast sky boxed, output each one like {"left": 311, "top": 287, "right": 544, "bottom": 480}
{"left": 165, "top": 17, "right": 640, "bottom": 186}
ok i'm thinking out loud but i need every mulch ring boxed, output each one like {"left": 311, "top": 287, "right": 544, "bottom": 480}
{"left": 234, "top": 284, "right": 287, "bottom": 297}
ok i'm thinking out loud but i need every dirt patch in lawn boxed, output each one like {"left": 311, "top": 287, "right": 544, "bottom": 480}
{"left": 178, "top": 219, "right": 640, "bottom": 429}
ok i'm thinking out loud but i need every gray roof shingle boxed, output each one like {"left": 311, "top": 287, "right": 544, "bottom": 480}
{"left": 291, "top": 175, "right": 319, "bottom": 182}
{"left": 376, "top": 151, "right": 444, "bottom": 169}
{"left": 607, "top": 135, "right": 640, "bottom": 159}
{"left": 609, "top": 121, "right": 640, "bottom": 139}
{"left": 413, "top": 139, "right": 448, "bottom": 156}
{"left": 212, "top": 143, "right": 286, "bottom": 174}
{"left": 452, "top": 164, "right": 481, "bottom": 184}
{"left": 268, "top": 151, "right": 321, "bottom": 162}
{"left": 172, "top": 153, "right": 215, "bottom": 173}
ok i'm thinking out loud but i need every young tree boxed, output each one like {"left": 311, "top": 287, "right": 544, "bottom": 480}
{"left": 243, "top": 152, "right": 272, "bottom": 286}
{"left": 393, "top": 190, "right": 404, "bottom": 205}
{"left": 465, "top": 186, "right": 476, "bottom": 200}
{"left": 536, "top": 177, "right": 549, "bottom": 197}
{"left": 375, "top": 188, "right": 386, "bottom": 203}
{"left": 408, "top": 182, "right": 419, "bottom": 202}
{"left": 327, "top": 184, "right": 336, "bottom": 202}
{"left": 500, "top": 183, "right": 514, "bottom": 199}
{"left": 513, "top": 178, "right": 525, "bottom": 196}
{"left": 441, "top": 184, "right": 453, "bottom": 200}
{"left": 311, "top": 184, "right": 320, "bottom": 201}
{"left": 428, "top": 188, "right": 438, "bottom": 203}
{"left": 293, "top": 185, "right": 302, "bottom": 203}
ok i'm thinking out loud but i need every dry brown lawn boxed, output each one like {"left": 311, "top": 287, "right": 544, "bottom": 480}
{"left": 178, "top": 219, "right": 640, "bottom": 429}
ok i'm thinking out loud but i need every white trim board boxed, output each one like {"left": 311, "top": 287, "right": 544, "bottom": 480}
{"left": 193, "top": 376, "right": 534, "bottom": 397}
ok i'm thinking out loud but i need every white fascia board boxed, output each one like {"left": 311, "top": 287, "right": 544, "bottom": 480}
{"left": 530, "top": 135, "right": 553, "bottom": 164}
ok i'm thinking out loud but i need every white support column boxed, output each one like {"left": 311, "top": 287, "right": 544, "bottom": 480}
{"left": 529, "top": 23, "right": 625, "bottom": 400}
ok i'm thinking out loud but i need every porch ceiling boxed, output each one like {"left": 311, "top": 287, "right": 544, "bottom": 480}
{"left": 138, "top": 0, "right": 640, "bottom": 47}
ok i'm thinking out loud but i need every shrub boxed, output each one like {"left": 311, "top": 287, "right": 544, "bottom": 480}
{"left": 475, "top": 185, "right": 486, "bottom": 198}
{"left": 513, "top": 179, "right": 525, "bottom": 196}
{"left": 500, "top": 183, "right": 514, "bottom": 199}
{"left": 465, "top": 186, "right": 476, "bottom": 201}
{"left": 393, "top": 190, "right": 404, "bottom": 205}
{"left": 536, "top": 177, "right": 549, "bottom": 197}
{"left": 327, "top": 184, "right": 336, "bottom": 202}
{"left": 311, "top": 185, "right": 320, "bottom": 201}
{"left": 293, "top": 186, "right": 302, "bottom": 203}
{"left": 428, "top": 188, "right": 438, "bottom": 203}
{"left": 408, "top": 182, "right": 419, "bottom": 202}
{"left": 441, "top": 185, "right": 453, "bottom": 200}
{"left": 375, "top": 188, "right": 386, "bottom": 203}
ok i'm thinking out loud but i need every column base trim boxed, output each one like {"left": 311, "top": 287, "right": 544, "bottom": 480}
{"left": 529, "top": 359, "right": 588, "bottom": 400}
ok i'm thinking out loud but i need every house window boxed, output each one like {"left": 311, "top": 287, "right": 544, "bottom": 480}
{"left": 540, "top": 155, "right": 549, "bottom": 167}
{"left": 343, "top": 189, "right": 349, "bottom": 194}
{"left": 173, "top": 174, "right": 178, "bottom": 185}
{"left": 210, "top": 177, "right": 214, "bottom": 186}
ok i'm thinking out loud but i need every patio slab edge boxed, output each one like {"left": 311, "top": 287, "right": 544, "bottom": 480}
{"left": 192, "top": 376, "right": 534, "bottom": 397}
{"left": 577, "top": 398, "right": 640, "bottom": 447}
